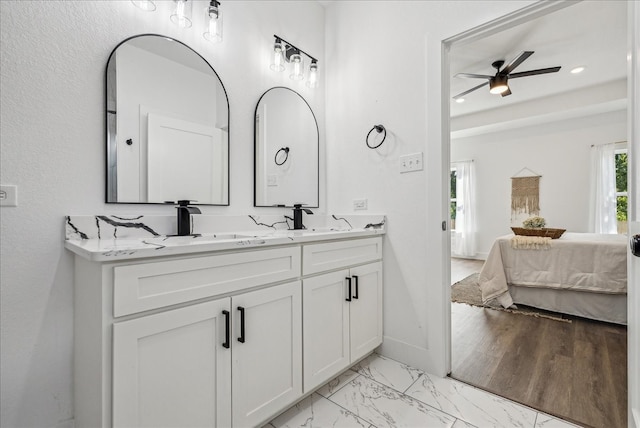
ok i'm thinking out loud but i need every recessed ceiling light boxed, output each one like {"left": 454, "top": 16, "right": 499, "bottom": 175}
{"left": 455, "top": 98, "right": 465, "bottom": 103}
{"left": 570, "top": 66, "right": 585, "bottom": 74}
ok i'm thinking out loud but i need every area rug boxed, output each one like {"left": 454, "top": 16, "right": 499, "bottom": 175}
{"left": 451, "top": 273, "right": 571, "bottom": 323}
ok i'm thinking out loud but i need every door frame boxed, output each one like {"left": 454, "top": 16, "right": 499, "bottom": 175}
{"left": 440, "top": 1, "right": 639, "bottom": 426}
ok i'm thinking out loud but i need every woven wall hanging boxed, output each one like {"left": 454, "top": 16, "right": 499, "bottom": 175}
{"left": 511, "top": 175, "right": 540, "bottom": 218}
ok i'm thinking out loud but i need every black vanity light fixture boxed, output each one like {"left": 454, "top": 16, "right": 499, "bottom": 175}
{"left": 130, "top": 0, "right": 223, "bottom": 43}
{"left": 270, "top": 35, "right": 319, "bottom": 88}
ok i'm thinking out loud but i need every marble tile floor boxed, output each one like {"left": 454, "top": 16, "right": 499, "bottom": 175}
{"left": 264, "top": 353, "right": 584, "bottom": 428}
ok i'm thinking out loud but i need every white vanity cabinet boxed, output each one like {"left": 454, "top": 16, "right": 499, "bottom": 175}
{"left": 71, "top": 233, "right": 383, "bottom": 428}
{"left": 73, "top": 246, "right": 302, "bottom": 428}
{"left": 301, "top": 238, "right": 383, "bottom": 392}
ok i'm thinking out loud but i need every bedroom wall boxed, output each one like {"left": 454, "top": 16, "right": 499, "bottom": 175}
{"left": 451, "top": 104, "right": 627, "bottom": 259}
{"left": 0, "top": 2, "right": 325, "bottom": 426}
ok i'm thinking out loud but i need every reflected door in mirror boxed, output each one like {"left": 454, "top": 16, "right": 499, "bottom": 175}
{"left": 106, "top": 34, "right": 229, "bottom": 205}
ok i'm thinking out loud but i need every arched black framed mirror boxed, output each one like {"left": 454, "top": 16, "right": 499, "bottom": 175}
{"left": 106, "top": 34, "right": 229, "bottom": 205}
{"left": 254, "top": 87, "right": 319, "bottom": 207}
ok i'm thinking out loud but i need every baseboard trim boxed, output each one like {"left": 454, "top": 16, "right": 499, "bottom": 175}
{"left": 378, "top": 336, "right": 446, "bottom": 377}
{"left": 56, "top": 419, "right": 75, "bottom": 428}
{"left": 451, "top": 253, "right": 487, "bottom": 261}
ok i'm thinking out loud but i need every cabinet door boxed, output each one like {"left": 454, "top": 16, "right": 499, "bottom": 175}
{"left": 302, "top": 270, "right": 350, "bottom": 393}
{"left": 113, "top": 298, "right": 232, "bottom": 428}
{"left": 349, "top": 262, "right": 383, "bottom": 362}
{"left": 232, "top": 281, "right": 302, "bottom": 428}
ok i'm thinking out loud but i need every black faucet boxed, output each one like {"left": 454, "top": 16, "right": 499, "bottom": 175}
{"left": 292, "top": 204, "right": 313, "bottom": 230}
{"left": 175, "top": 200, "right": 201, "bottom": 236}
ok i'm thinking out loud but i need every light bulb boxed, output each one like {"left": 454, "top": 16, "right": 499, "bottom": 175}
{"left": 270, "top": 40, "right": 285, "bottom": 72}
{"left": 170, "top": 0, "right": 192, "bottom": 29}
{"left": 489, "top": 76, "right": 509, "bottom": 94}
{"left": 289, "top": 53, "right": 304, "bottom": 81}
{"left": 306, "top": 61, "right": 318, "bottom": 88}
{"left": 203, "top": 1, "right": 222, "bottom": 43}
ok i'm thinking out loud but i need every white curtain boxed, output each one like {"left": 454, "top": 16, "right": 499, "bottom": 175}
{"left": 589, "top": 144, "right": 618, "bottom": 234}
{"left": 453, "top": 161, "right": 476, "bottom": 257}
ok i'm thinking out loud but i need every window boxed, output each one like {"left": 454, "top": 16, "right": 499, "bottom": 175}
{"left": 450, "top": 168, "right": 457, "bottom": 231}
{"left": 615, "top": 149, "right": 628, "bottom": 234}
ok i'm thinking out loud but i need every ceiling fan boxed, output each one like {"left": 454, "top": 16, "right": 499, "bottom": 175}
{"left": 453, "top": 51, "right": 561, "bottom": 100}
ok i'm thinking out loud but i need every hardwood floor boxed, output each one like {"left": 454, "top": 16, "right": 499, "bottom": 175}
{"left": 449, "top": 259, "right": 628, "bottom": 428}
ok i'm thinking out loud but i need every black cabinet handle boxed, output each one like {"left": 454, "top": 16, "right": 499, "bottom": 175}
{"left": 237, "top": 306, "right": 245, "bottom": 343}
{"left": 222, "top": 310, "right": 230, "bottom": 349}
{"left": 352, "top": 275, "right": 359, "bottom": 299}
{"left": 346, "top": 277, "right": 352, "bottom": 302}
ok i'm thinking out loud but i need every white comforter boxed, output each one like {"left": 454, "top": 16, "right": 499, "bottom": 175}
{"left": 478, "top": 232, "right": 628, "bottom": 308}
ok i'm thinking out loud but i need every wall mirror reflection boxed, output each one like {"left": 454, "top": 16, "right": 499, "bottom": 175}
{"left": 106, "top": 34, "right": 229, "bottom": 205}
{"left": 254, "top": 87, "right": 319, "bottom": 208}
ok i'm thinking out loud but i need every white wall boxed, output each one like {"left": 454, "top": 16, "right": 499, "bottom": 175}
{"left": 324, "top": 1, "right": 535, "bottom": 375}
{"left": 0, "top": 1, "right": 324, "bottom": 426}
{"left": 452, "top": 108, "right": 627, "bottom": 258}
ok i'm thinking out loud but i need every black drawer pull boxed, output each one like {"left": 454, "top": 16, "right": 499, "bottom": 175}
{"left": 346, "top": 277, "right": 352, "bottom": 302}
{"left": 222, "top": 310, "right": 230, "bottom": 349}
{"left": 352, "top": 275, "right": 359, "bottom": 299}
{"left": 237, "top": 306, "right": 245, "bottom": 343}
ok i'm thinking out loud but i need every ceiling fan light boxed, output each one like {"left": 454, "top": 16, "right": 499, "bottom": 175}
{"left": 489, "top": 76, "right": 509, "bottom": 94}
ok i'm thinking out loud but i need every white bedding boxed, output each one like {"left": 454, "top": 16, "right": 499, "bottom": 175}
{"left": 479, "top": 232, "right": 628, "bottom": 309}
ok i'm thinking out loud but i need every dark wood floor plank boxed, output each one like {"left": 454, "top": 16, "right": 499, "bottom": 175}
{"left": 450, "top": 302, "right": 627, "bottom": 428}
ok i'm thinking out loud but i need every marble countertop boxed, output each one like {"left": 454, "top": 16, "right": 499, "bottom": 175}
{"left": 65, "top": 227, "right": 385, "bottom": 262}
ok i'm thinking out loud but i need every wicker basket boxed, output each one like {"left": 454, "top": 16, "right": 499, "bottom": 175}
{"left": 511, "top": 227, "right": 566, "bottom": 239}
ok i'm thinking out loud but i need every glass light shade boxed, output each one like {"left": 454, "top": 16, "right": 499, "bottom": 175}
{"left": 306, "top": 61, "right": 318, "bottom": 88}
{"left": 203, "top": 5, "right": 222, "bottom": 42}
{"left": 131, "top": 0, "right": 156, "bottom": 11}
{"left": 270, "top": 41, "right": 285, "bottom": 72}
{"left": 170, "top": 0, "right": 192, "bottom": 28}
{"left": 489, "top": 76, "right": 509, "bottom": 94}
{"left": 289, "top": 53, "right": 304, "bottom": 81}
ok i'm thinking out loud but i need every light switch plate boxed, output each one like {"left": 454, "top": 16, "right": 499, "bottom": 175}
{"left": 400, "top": 152, "right": 423, "bottom": 173}
{"left": 0, "top": 185, "right": 17, "bottom": 207}
{"left": 353, "top": 198, "right": 368, "bottom": 211}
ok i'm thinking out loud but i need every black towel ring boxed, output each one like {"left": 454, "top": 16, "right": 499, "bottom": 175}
{"left": 366, "top": 125, "right": 386, "bottom": 149}
{"left": 275, "top": 147, "right": 290, "bottom": 165}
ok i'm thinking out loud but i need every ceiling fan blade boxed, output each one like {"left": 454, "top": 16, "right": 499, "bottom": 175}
{"left": 454, "top": 72, "right": 493, "bottom": 79}
{"left": 500, "top": 51, "right": 534, "bottom": 75}
{"left": 508, "top": 66, "right": 561, "bottom": 79}
{"left": 452, "top": 81, "right": 489, "bottom": 99}
{"left": 501, "top": 87, "right": 512, "bottom": 97}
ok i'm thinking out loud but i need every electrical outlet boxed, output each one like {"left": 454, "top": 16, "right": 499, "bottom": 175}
{"left": 400, "top": 152, "right": 423, "bottom": 173}
{"left": 0, "top": 185, "right": 17, "bottom": 207}
{"left": 353, "top": 198, "right": 368, "bottom": 211}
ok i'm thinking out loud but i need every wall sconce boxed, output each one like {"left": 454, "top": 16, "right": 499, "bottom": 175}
{"left": 131, "top": 0, "right": 156, "bottom": 11}
{"left": 270, "top": 38, "right": 285, "bottom": 72}
{"left": 270, "top": 35, "right": 319, "bottom": 88}
{"left": 131, "top": 0, "right": 224, "bottom": 44}
{"left": 170, "top": 0, "right": 192, "bottom": 28}
{"left": 203, "top": 0, "right": 223, "bottom": 43}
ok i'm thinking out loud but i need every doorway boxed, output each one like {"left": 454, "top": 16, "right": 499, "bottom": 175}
{"left": 442, "top": 1, "right": 632, "bottom": 426}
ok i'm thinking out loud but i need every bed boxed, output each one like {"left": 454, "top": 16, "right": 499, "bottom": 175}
{"left": 478, "top": 232, "right": 628, "bottom": 324}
